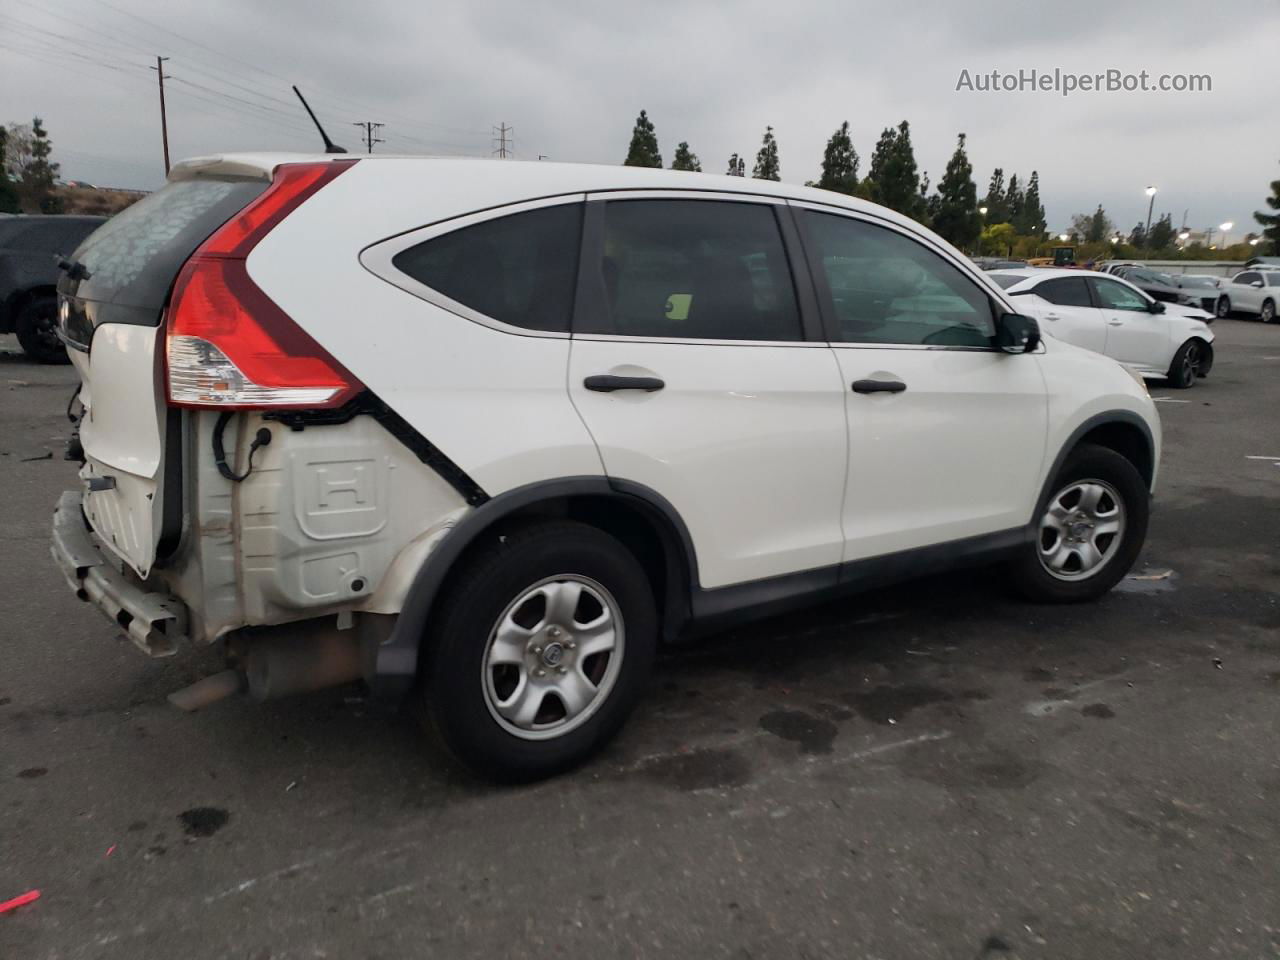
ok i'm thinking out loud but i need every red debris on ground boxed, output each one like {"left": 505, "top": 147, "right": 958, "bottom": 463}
{"left": 0, "top": 890, "right": 40, "bottom": 914}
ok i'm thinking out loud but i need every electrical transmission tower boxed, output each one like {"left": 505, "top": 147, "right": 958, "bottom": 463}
{"left": 492, "top": 123, "right": 513, "bottom": 158}
{"left": 352, "top": 121, "right": 385, "bottom": 154}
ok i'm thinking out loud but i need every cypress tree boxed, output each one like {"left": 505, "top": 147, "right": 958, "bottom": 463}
{"left": 931, "top": 133, "right": 981, "bottom": 250}
{"left": 623, "top": 110, "right": 662, "bottom": 168}
{"left": 752, "top": 126, "right": 780, "bottom": 181}
{"left": 817, "top": 121, "right": 858, "bottom": 195}
{"left": 671, "top": 142, "right": 701, "bottom": 172}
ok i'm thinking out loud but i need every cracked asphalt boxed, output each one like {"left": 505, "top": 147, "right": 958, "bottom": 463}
{"left": 2, "top": 321, "right": 1278, "bottom": 959}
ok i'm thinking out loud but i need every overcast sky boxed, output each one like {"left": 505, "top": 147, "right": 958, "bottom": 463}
{"left": 2, "top": 0, "right": 1277, "bottom": 239}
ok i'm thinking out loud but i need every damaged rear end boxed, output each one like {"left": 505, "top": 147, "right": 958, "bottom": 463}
{"left": 52, "top": 156, "right": 472, "bottom": 707}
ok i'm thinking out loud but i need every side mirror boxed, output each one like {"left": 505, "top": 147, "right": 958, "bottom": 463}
{"left": 997, "top": 313, "right": 1041, "bottom": 354}
{"left": 1148, "top": 300, "right": 1166, "bottom": 314}
{"left": 1252, "top": 280, "right": 1264, "bottom": 288}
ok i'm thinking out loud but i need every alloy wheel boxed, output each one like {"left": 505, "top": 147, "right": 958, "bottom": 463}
{"left": 1037, "top": 479, "right": 1127, "bottom": 582}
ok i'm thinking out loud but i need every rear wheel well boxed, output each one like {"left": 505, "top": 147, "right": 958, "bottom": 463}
{"left": 421, "top": 493, "right": 691, "bottom": 673}
{"left": 1074, "top": 422, "right": 1153, "bottom": 489}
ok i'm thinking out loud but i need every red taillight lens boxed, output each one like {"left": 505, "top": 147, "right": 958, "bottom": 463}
{"left": 165, "top": 160, "right": 363, "bottom": 409}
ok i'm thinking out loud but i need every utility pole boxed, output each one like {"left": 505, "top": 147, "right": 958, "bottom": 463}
{"left": 352, "top": 121, "right": 384, "bottom": 154}
{"left": 152, "top": 56, "right": 171, "bottom": 175}
{"left": 493, "top": 123, "right": 512, "bottom": 158}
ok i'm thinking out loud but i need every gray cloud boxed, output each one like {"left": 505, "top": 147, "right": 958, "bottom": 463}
{"left": 2, "top": 0, "right": 1276, "bottom": 236}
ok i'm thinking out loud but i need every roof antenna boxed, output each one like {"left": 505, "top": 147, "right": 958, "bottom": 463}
{"left": 292, "top": 86, "right": 347, "bottom": 154}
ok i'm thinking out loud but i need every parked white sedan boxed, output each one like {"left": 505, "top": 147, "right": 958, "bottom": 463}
{"left": 1215, "top": 269, "right": 1279, "bottom": 322}
{"left": 988, "top": 268, "right": 1216, "bottom": 388}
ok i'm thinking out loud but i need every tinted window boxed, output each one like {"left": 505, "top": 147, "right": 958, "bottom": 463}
{"left": 1178, "top": 276, "right": 1215, "bottom": 288}
{"left": 393, "top": 203, "right": 583, "bottom": 333}
{"left": 1093, "top": 278, "right": 1149, "bottom": 311}
{"left": 72, "top": 177, "right": 266, "bottom": 313}
{"left": 1035, "top": 277, "right": 1092, "bottom": 307}
{"left": 1236, "top": 272, "right": 1261, "bottom": 285}
{"left": 584, "top": 200, "right": 801, "bottom": 341}
{"left": 986, "top": 273, "right": 1026, "bottom": 289}
{"left": 803, "top": 211, "right": 995, "bottom": 347}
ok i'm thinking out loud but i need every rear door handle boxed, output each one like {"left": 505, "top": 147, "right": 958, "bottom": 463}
{"left": 1108, "top": 319, "right": 1125, "bottom": 326}
{"left": 851, "top": 379, "right": 907, "bottom": 394}
{"left": 584, "top": 375, "right": 665, "bottom": 393}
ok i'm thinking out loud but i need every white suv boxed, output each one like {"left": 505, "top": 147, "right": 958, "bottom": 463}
{"left": 52, "top": 155, "right": 1160, "bottom": 780}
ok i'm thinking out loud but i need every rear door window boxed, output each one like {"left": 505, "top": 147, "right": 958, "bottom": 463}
{"left": 392, "top": 203, "right": 583, "bottom": 333}
{"left": 1034, "top": 277, "right": 1092, "bottom": 307}
{"left": 71, "top": 176, "right": 268, "bottom": 314}
{"left": 581, "top": 199, "right": 802, "bottom": 341}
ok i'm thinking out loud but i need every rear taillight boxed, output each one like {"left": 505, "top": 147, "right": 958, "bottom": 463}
{"left": 165, "top": 160, "right": 363, "bottom": 409}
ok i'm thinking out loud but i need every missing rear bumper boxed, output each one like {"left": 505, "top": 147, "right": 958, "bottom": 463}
{"left": 51, "top": 490, "right": 187, "bottom": 657}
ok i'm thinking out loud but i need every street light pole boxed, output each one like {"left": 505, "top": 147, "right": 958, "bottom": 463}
{"left": 1143, "top": 186, "right": 1157, "bottom": 258}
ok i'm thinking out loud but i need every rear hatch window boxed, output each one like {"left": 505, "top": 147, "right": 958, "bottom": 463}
{"left": 68, "top": 176, "right": 267, "bottom": 316}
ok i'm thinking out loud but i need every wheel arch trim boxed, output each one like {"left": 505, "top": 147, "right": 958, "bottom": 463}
{"left": 1035, "top": 411, "right": 1156, "bottom": 524}
{"left": 372, "top": 476, "right": 699, "bottom": 701}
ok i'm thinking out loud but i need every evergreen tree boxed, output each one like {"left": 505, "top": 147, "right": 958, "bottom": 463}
{"left": 20, "top": 117, "right": 61, "bottom": 213}
{"left": 864, "top": 121, "right": 924, "bottom": 220}
{"left": 981, "top": 168, "right": 1010, "bottom": 223}
{"left": 752, "top": 126, "right": 780, "bottom": 181}
{"left": 817, "top": 121, "right": 858, "bottom": 195}
{"left": 1020, "top": 171, "right": 1046, "bottom": 237}
{"left": 726, "top": 152, "right": 744, "bottom": 177}
{"left": 1128, "top": 222, "right": 1147, "bottom": 248}
{"left": 671, "top": 141, "right": 701, "bottom": 172}
{"left": 623, "top": 110, "right": 662, "bottom": 168}
{"left": 1254, "top": 161, "right": 1280, "bottom": 254}
{"left": 1005, "top": 173, "right": 1024, "bottom": 231}
{"left": 931, "top": 133, "right": 981, "bottom": 251}
{"left": 1148, "top": 213, "right": 1175, "bottom": 251}
{"left": 0, "top": 127, "right": 19, "bottom": 214}
{"left": 1085, "top": 205, "right": 1111, "bottom": 243}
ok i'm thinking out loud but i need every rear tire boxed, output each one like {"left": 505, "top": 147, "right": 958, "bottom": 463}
{"left": 15, "top": 294, "right": 69, "bottom": 364}
{"left": 1166, "top": 338, "right": 1205, "bottom": 389}
{"left": 422, "top": 520, "right": 657, "bottom": 782}
{"left": 1008, "top": 444, "right": 1149, "bottom": 603}
{"left": 1262, "top": 299, "right": 1275, "bottom": 324}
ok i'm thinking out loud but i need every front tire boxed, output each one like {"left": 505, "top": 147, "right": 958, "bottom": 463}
{"left": 1166, "top": 338, "right": 1205, "bottom": 388}
{"left": 1262, "top": 298, "right": 1276, "bottom": 324}
{"left": 1215, "top": 295, "right": 1230, "bottom": 319}
{"left": 15, "top": 295, "right": 70, "bottom": 364}
{"left": 422, "top": 521, "right": 657, "bottom": 782}
{"left": 1008, "top": 444, "right": 1149, "bottom": 603}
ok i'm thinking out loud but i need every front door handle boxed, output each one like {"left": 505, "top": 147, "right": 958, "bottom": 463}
{"left": 1108, "top": 319, "right": 1125, "bottom": 326}
{"left": 851, "top": 379, "right": 907, "bottom": 394}
{"left": 584, "top": 375, "right": 665, "bottom": 393}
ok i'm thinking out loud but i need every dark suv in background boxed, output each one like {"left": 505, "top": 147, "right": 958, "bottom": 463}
{"left": 0, "top": 214, "right": 106, "bottom": 362}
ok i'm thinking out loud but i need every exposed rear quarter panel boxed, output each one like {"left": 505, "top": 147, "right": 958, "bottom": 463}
{"left": 245, "top": 161, "right": 605, "bottom": 494}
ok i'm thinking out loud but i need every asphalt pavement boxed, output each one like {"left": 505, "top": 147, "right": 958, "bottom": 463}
{"left": 2, "top": 322, "right": 1277, "bottom": 959}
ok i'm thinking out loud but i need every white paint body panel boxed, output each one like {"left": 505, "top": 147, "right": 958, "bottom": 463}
{"left": 77, "top": 323, "right": 167, "bottom": 576}
{"left": 833, "top": 347, "right": 1048, "bottom": 559}
{"left": 568, "top": 339, "right": 848, "bottom": 588}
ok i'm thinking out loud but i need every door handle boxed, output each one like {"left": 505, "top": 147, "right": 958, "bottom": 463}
{"left": 851, "top": 379, "right": 907, "bottom": 394}
{"left": 1044, "top": 313, "right": 1060, "bottom": 321}
{"left": 1108, "top": 319, "right": 1125, "bottom": 326}
{"left": 584, "top": 375, "right": 665, "bottom": 393}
